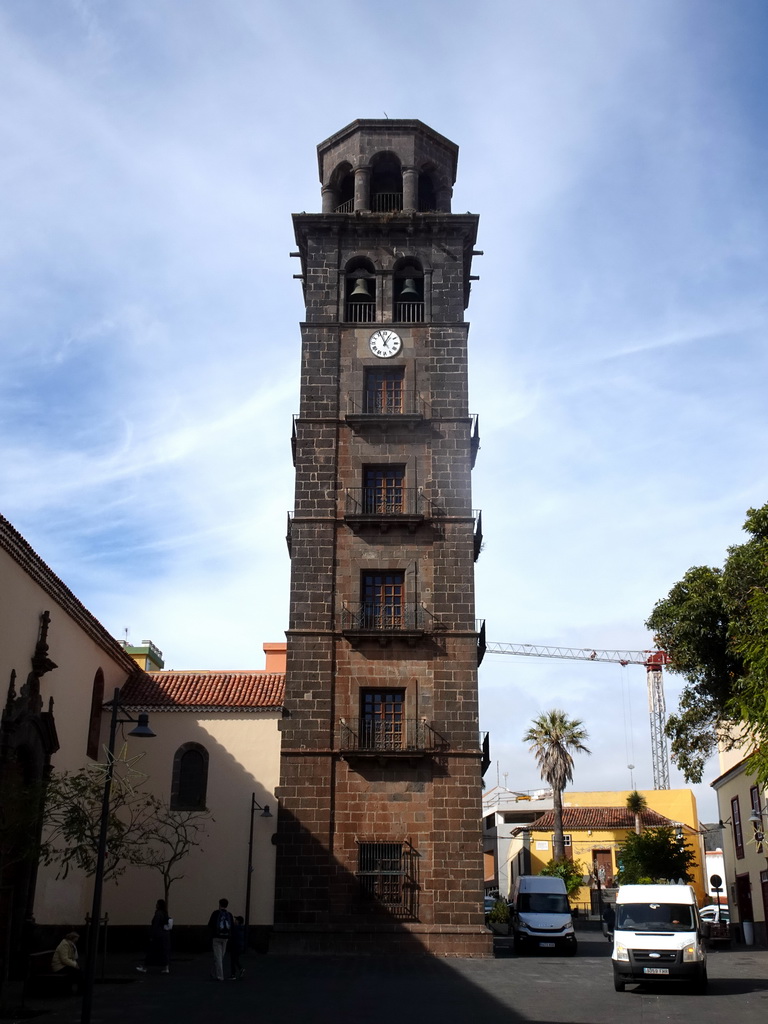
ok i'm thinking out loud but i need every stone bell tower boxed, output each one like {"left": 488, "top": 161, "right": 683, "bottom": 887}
{"left": 274, "top": 120, "right": 490, "bottom": 956}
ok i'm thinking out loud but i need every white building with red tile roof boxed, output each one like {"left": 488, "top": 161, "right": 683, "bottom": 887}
{"left": 0, "top": 512, "right": 285, "bottom": 947}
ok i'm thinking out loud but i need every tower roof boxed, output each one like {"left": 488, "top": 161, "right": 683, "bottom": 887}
{"left": 317, "top": 118, "right": 459, "bottom": 184}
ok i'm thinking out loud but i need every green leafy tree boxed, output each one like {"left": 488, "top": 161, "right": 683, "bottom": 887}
{"left": 540, "top": 857, "right": 586, "bottom": 898}
{"left": 616, "top": 826, "right": 697, "bottom": 885}
{"left": 646, "top": 502, "right": 768, "bottom": 783}
{"left": 626, "top": 791, "right": 647, "bottom": 835}
{"left": 41, "top": 770, "right": 159, "bottom": 882}
{"left": 523, "top": 710, "right": 590, "bottom": 861}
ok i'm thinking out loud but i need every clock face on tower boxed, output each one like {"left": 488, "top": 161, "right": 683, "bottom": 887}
{"left": 368, "top": 329, "right": 402, "bottom": 358}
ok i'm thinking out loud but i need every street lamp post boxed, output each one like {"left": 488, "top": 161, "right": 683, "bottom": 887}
{"left": 80, "top": 687, "right": 155, "bottom": 1024}
{"left": 244, "top": 794, "right": 272, "bottom": 938}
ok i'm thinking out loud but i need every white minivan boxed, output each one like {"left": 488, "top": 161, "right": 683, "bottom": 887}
{"left": 510, "top": 875, "right": 577, "bottom": 956}
{"left": 612, "top": 884, "right": 707, "bottom": 992}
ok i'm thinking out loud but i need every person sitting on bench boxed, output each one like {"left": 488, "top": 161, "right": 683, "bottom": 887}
{"left": 51, "top": 932, "right": 83, "bottom": 993}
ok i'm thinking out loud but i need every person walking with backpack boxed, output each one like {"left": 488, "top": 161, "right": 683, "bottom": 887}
{"left": 207, "top": 898, "right": 234, "bottom": 981}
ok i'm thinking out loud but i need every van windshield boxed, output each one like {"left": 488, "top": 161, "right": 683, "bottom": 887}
{"left": 616, "top": 903, "right": 696, "bottom": 932}
{"left": 518, "top": 893, "right": 570, "bottom": 914}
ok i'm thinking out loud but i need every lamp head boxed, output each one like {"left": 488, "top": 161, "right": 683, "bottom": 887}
{"left": 128, "top": 713, "right": 156, "bottom": 739}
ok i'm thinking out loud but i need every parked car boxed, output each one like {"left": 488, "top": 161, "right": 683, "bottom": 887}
{"left": 699, "top": 905, "right": 729, "bottom": 923}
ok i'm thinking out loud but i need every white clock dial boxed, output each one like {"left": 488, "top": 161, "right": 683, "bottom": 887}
{"left": 369, "top": 329, "right": 402, "bottom": 358}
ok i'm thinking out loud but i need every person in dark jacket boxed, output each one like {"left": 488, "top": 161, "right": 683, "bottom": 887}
{"left": 136, "top": 899, "right": 172, "bottom": 973}
{"left": 207, "top": 898, "right": 234, "bottom": 981}
{"left": 229, "top": 916, "right": 246, "bottom": 980}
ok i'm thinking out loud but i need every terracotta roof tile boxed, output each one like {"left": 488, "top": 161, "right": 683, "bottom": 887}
{"left": 532, "top": 807, "right": 676, "bottom": 831}
{"left": 120, "top": 670, "right": 285, "bottom": 711}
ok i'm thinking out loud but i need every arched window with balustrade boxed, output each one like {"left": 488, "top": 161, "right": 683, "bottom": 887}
{"left": 344, "top": 257, "right": 377, "bottom": 323}
{"left": 369, "top": 152, "right": 403, "bottom": 212}
{"left": 393, "top": 259, "right": 424, "bottom": 323}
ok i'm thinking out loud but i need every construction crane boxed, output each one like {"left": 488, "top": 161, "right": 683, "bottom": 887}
{"left": 485, "top": 643, "right": 671, "bottom": 790}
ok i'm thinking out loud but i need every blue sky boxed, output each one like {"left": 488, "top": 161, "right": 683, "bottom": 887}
{"left": 2, "top": 0, "right": 767, "bottom": 820}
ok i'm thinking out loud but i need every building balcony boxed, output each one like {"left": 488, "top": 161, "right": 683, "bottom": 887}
{"left": 481, "top": 731, "right": 491, "bottom": 776}
{"left": 476, "top": 619, "right": 486, "bottom": 666}
{"left": 345, "top": 390, "right": 430, "bottom": 429}
{"left": 471, "top": 414, "right": 480, "bottom": 468}
{"left": 344, "top": 488, "right": 441, "bottom": 532}
{"left": 341, "top": 603, "right": 442, "bottom": 645}
{"left": 338, "top": 718, "right": 447, "bottom": 760}
{"left": 473, "top": 509, "right": 483, "bottom": 561}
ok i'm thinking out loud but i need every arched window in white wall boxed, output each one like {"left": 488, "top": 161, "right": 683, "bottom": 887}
{"left": 171, "top": 742, "right": 209, "bottom": 810}
{"left": 86, "top": 668, "right": 105, "bottom": 760}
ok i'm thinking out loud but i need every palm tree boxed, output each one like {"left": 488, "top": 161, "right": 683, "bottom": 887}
{"left": 626, "top": 790, "right": 647, "bottom": 835}
{"left": 523, "top": 709, "right": 591, "bottom": 861}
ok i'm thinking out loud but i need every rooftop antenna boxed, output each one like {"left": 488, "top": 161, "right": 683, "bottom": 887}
{"left": 503, "top": 772, "right": 509, "bottom": 790}
{"left": 628, "top": 764, "right": 635, "bottom": 789}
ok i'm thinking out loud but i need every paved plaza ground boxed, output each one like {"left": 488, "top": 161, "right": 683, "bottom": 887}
{"left": 6, "top": 935, "right": 768, "bottom": 1024}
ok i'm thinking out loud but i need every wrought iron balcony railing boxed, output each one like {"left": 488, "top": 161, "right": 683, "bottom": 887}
{"left": 476, "top": 618, "right": 487, "bottom": 666}
{"left": 338, "top": 718, "right": 446, "bottom": 754}
{"left": 344, "top": 488, "right": 441, "bottom": 523}
{"left": 471, "top": 414, "right": 480, "bottom": 468}
{"left": 473, "top": 509, "right": 483, "bottom": 561}
{"left": 345, "top": 390, "right": 430, "bottom": 419}
{"left": 481, "top": 731, "right": 491, "bottom": 776}
{"left": 341, "top": 602, "right": 439, "bottom": 636}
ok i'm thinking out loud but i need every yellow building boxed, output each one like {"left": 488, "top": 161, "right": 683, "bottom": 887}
{"left": 519, "top": 789, "right": 705, "bottom": 910}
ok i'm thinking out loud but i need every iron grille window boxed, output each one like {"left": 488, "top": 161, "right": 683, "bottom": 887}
{"left": 362, "top": 571, "right": 404, "bottom": 629}
{"left": 363, "top": 368, "right": 404, "bottom": 415}
{"left": 363, "top": 466, "right": 405, "bottom": 514}
{"left": 360, "top": 689, "right": 405, "bottom": 750}
{"left": 357, "top": 840, "right": 419, "bottom": 916}
{"left": 732, "top": 795, "right": 744, "bottom": 859}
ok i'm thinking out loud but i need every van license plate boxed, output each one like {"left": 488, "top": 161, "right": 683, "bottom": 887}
{"left": 643, "top": 967, "right": 669, "bottom": 975}
{"left": 540, "top": 942, "right": 555, "bottom": 948}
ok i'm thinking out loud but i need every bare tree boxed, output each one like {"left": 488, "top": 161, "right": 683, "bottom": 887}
{"left": 140, "top": 804, "right": 212, "bottom": 910}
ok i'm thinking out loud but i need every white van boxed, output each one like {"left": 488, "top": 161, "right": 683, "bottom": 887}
{"left": 612, "top": 884, "right": 707, "bottom": 992}
{"left": 510, "top": 875, "right": 577, "bottom": 955}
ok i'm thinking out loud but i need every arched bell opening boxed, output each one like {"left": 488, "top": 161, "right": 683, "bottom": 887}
{"left": 417, "top": 167, "right": 439, "bottom": 212}
{"left": 333, "top": 161, "right": 355, "bottom": 213}
{"left": 345, "top": 258, "right": 377, "bottom": 323}
{"left": 370, "top": 152, "right": 403, "bottom": 213}
{"left": 393, "top": 261, "right": 424, "bottom": 324}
